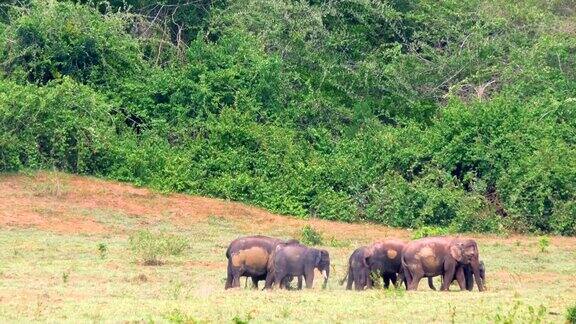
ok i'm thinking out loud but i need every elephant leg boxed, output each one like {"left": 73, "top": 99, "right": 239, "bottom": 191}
{"left": 403, "top": 266, "right": 413, "bottom": 289}
{"left": 442, "top": 267, "right": 456, "bottom": 291}
{"left": 264, "top": 271, "right": 275, "bottom": 289}
{"left": 365, "top": 270, "right": 373, "bottom": 289}
{"left": 455, "top": 267, "right": 466, "bottom": 291}
{"left": 251, "top": 277, "right": 259, "bottom": 289}
{"left": 230, "top": 265, "right": 243, "bottom": 289}
{"left": 232, "top": 272, "right": 241, "bottom": 288}
{"left": 464, "top": 265, "right": 474, "bottom": 291}
{"left": 395, "top": 271, "right": 405, "bottom": 289}
{"left": 304, "top": 268, "right": 315, "bottom": 289}
{"left": 281, "top": 276, "right": 295, "bottom": 289}
{"left": 408, "top": 272, "right": 423, "bottom": 291}
{"left": 346, "top": 268, "right": 354, "bottom": 290}
{"left": 274, "top": 271, "right": 286, "bottom": 289}
{"left": 225, "top": 261, "right": 234, "bottom": 289}
{"left": 356, "top": 271, "right": 365, "bottom": 291}
{"left": 383, "top": 273, "right": 390, "bottom": 289}
{"left": 297, "top": 275, "right": 303, "bottom": 290}
{"left": 389, "top": 273, "right": 398, "bottom": 289}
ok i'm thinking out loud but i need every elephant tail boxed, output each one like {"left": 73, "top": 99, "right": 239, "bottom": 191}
{"left": 339, "top": 267, "right": 349, "bottom": 286}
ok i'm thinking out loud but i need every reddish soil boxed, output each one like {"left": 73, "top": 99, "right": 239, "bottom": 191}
{"left": 0, "top": 172, "right": 410, "bottom": 240}
{"left": 0, "top": 172, "right": 574, "bottom": 248}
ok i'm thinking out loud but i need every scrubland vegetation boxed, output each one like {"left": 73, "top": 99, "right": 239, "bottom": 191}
{"left": 1, "top": 0, "right": 575, "bottom": 234}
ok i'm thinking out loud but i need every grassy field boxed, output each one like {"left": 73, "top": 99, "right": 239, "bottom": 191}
{"left": 0, "top": 172, "right": 575, "bottom": 323}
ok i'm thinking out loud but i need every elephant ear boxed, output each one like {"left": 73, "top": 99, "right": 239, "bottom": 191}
{"left": 450, "top": 243, "right": 464, "bottom": 262}
{"left": 364, "top": 247, "right": 374, "bottom": 258}
{"left": 363, "top": 248, "right": 373, "bottom": 267}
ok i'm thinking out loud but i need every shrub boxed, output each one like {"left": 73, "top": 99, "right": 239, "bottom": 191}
{"left": 300, "top": 225, "right": 323, "bottom": 246}
{"left": 164, "top": 308, "right": 198, "bottom": 324}
{"left": 411, "top": 226, "right": 450, "bottom": 240}
{"left": 62, "top": 271, "right": 69, "bottom": 283}
{"left": 538, "top": 236, "right": 550, "bottom": 253}
{"left": 128, "top": 230, "right": 188, "bottom": 265}
{"left": 0, "top": 0, "right": 142, "bottom": 85}
{"left": 97, "top": 243, "right": 107, "bottom": 259}
{"left": 567, "top": 305, "right": 576, "bottom": 324}
{"left": 1, "top": 0, "right": 575, "bottom": 236}
{"left": 0, "top": 78, "right": 117, "bottom": 172}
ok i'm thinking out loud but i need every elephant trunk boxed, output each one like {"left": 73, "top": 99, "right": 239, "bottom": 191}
{"left": 470, "top": 258, "right": 485, "bottom": 292}
{"left": 322, "top": 267, "right": 329, "bottom": 289}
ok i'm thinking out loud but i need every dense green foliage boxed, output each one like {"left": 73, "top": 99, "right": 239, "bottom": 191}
{"left": 568, "top": 304, "right": 576, "bottom": 324}
{"left": 1, "top": 0, "right": 575, "bottom": 234}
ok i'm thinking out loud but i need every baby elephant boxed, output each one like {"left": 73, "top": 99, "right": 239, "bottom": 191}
{"left": 341, "top": 246, "right": 372, "bottom": 290}
{"left": 266, "top": 243, "right": 330, "bottom": 289}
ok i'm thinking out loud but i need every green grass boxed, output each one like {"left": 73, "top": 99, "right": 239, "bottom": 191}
{"left": 0, "top": 211, "right": 574, "bottom": 323}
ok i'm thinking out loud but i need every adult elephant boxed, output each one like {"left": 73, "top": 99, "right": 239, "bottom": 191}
{"left": 368, "top": 239, "right": 407, "bottom": 289}
{"left": 341, "top": 246, "right": 372, "bottom": 290}
{"left": 428, "top": 260, "right": 486, "bottom": 291}
{"left": 402, "top": 237, "right": 485, "bottom": 291}
{"left": 225, "top": 235, "right": 298, "bottom": 289}
{"left": 265, "top": 243, "right": 330, "bottom": 289}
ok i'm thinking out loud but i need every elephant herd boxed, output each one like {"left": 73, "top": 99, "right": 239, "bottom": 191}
{"left": 225, "top": 235, "right": 486, "bottom": 292}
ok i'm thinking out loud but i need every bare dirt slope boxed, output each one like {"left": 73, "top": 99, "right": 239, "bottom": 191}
{"left": 0, "top": 172, "right": 408, "bottom": 240}
{"left": 2, "top": 172, "right": 576, "bottom": 248}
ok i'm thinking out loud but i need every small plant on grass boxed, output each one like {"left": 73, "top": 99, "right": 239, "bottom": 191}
{"left": 169, "top": 279, "right": 184, "bottom": 300}
{"left": 449, "top": 304, "right": 456, "bottom": 324}
{"left": 232, "top": 312, "right": 254, "bottom": 324}
{"left": 97, "top": 243, "right": 107, "bottom": 259}
{"left": 32, "top": 171, "right": 69, "bottom": 197}
{"left": 492, "top": 301, "right": 546, "bottom": 323}
{"left": 128, "top": 230, "right": 188, "bottom": 265}
{"left": 369, "top": 271, "right": 382, "bottom": 289}
{"left": 164, "top": 308, "right": 198, "bottom": 324}
{"left": 62, "top": 271, "right": 69, "bottom": 283}
{"left": 538, "top": 236, "right": 550, "bottom": 253}
{"left": 327, "top": 236, "right": 350, "bottom": 248}
{"left": 411, "top": 226, "right": 449, "bottom": 239}
{"left": 567, "top": 304, "right": 576, "bottom": 324}
{"left": 301, "top": 225, "right": 323, "bottom": 245}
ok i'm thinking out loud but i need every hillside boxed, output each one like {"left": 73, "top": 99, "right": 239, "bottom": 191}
{"left": 0, "top": 172, "right": 407, "bottom": 239}
{"left": 1, "top": 0, "right": 575, "bottom": 235}
{"left": 0, "top": 172, "right": 575, "bottom": 322}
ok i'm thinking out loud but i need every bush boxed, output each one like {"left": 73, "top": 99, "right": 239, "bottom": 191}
{"left": 411, "top": 226, "right": 450, "bottom": 240}
{"left": 164, "top": 308, "right": 199, "bottom": 324}
{"left": 0, "top": 78, "right": 117, "bottom": 172}
{"left": 97, "top": 243, "right": 107, "bottom": 259}
{"left": 538, "top": 236, "right": 550, "bottom": 253}
{"left": 0, "top": 0, "right": 142, "bottom": 85}
{"left": 300, "top": 225, "right": 323, "bottom": 246}
{"left": 128, "top": 230, "right": 188, "bottom": 265}
{"left": 567, "top": 305, "right": 576, "bottom": 324}
{"left": 1, "top": 0, "right": 575, "bottom": 236}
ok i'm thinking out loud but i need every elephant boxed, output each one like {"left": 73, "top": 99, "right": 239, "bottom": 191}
{"left": 341, "top": 246, "right": 372, "bottom": 290}
{"left": 402, "top": 236, "right": 485, "bottom": 291}
{"left": 225, "top": 235, "right": 298, "bottom": 289}
{"left": 427, "top": 260, "right": 486, "bottom": 291}
{"left": 368, "top": 239, "right": 407, "bottom": 289}
{"left": 265, "top": 242, "right": 330, "bottom": 289}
